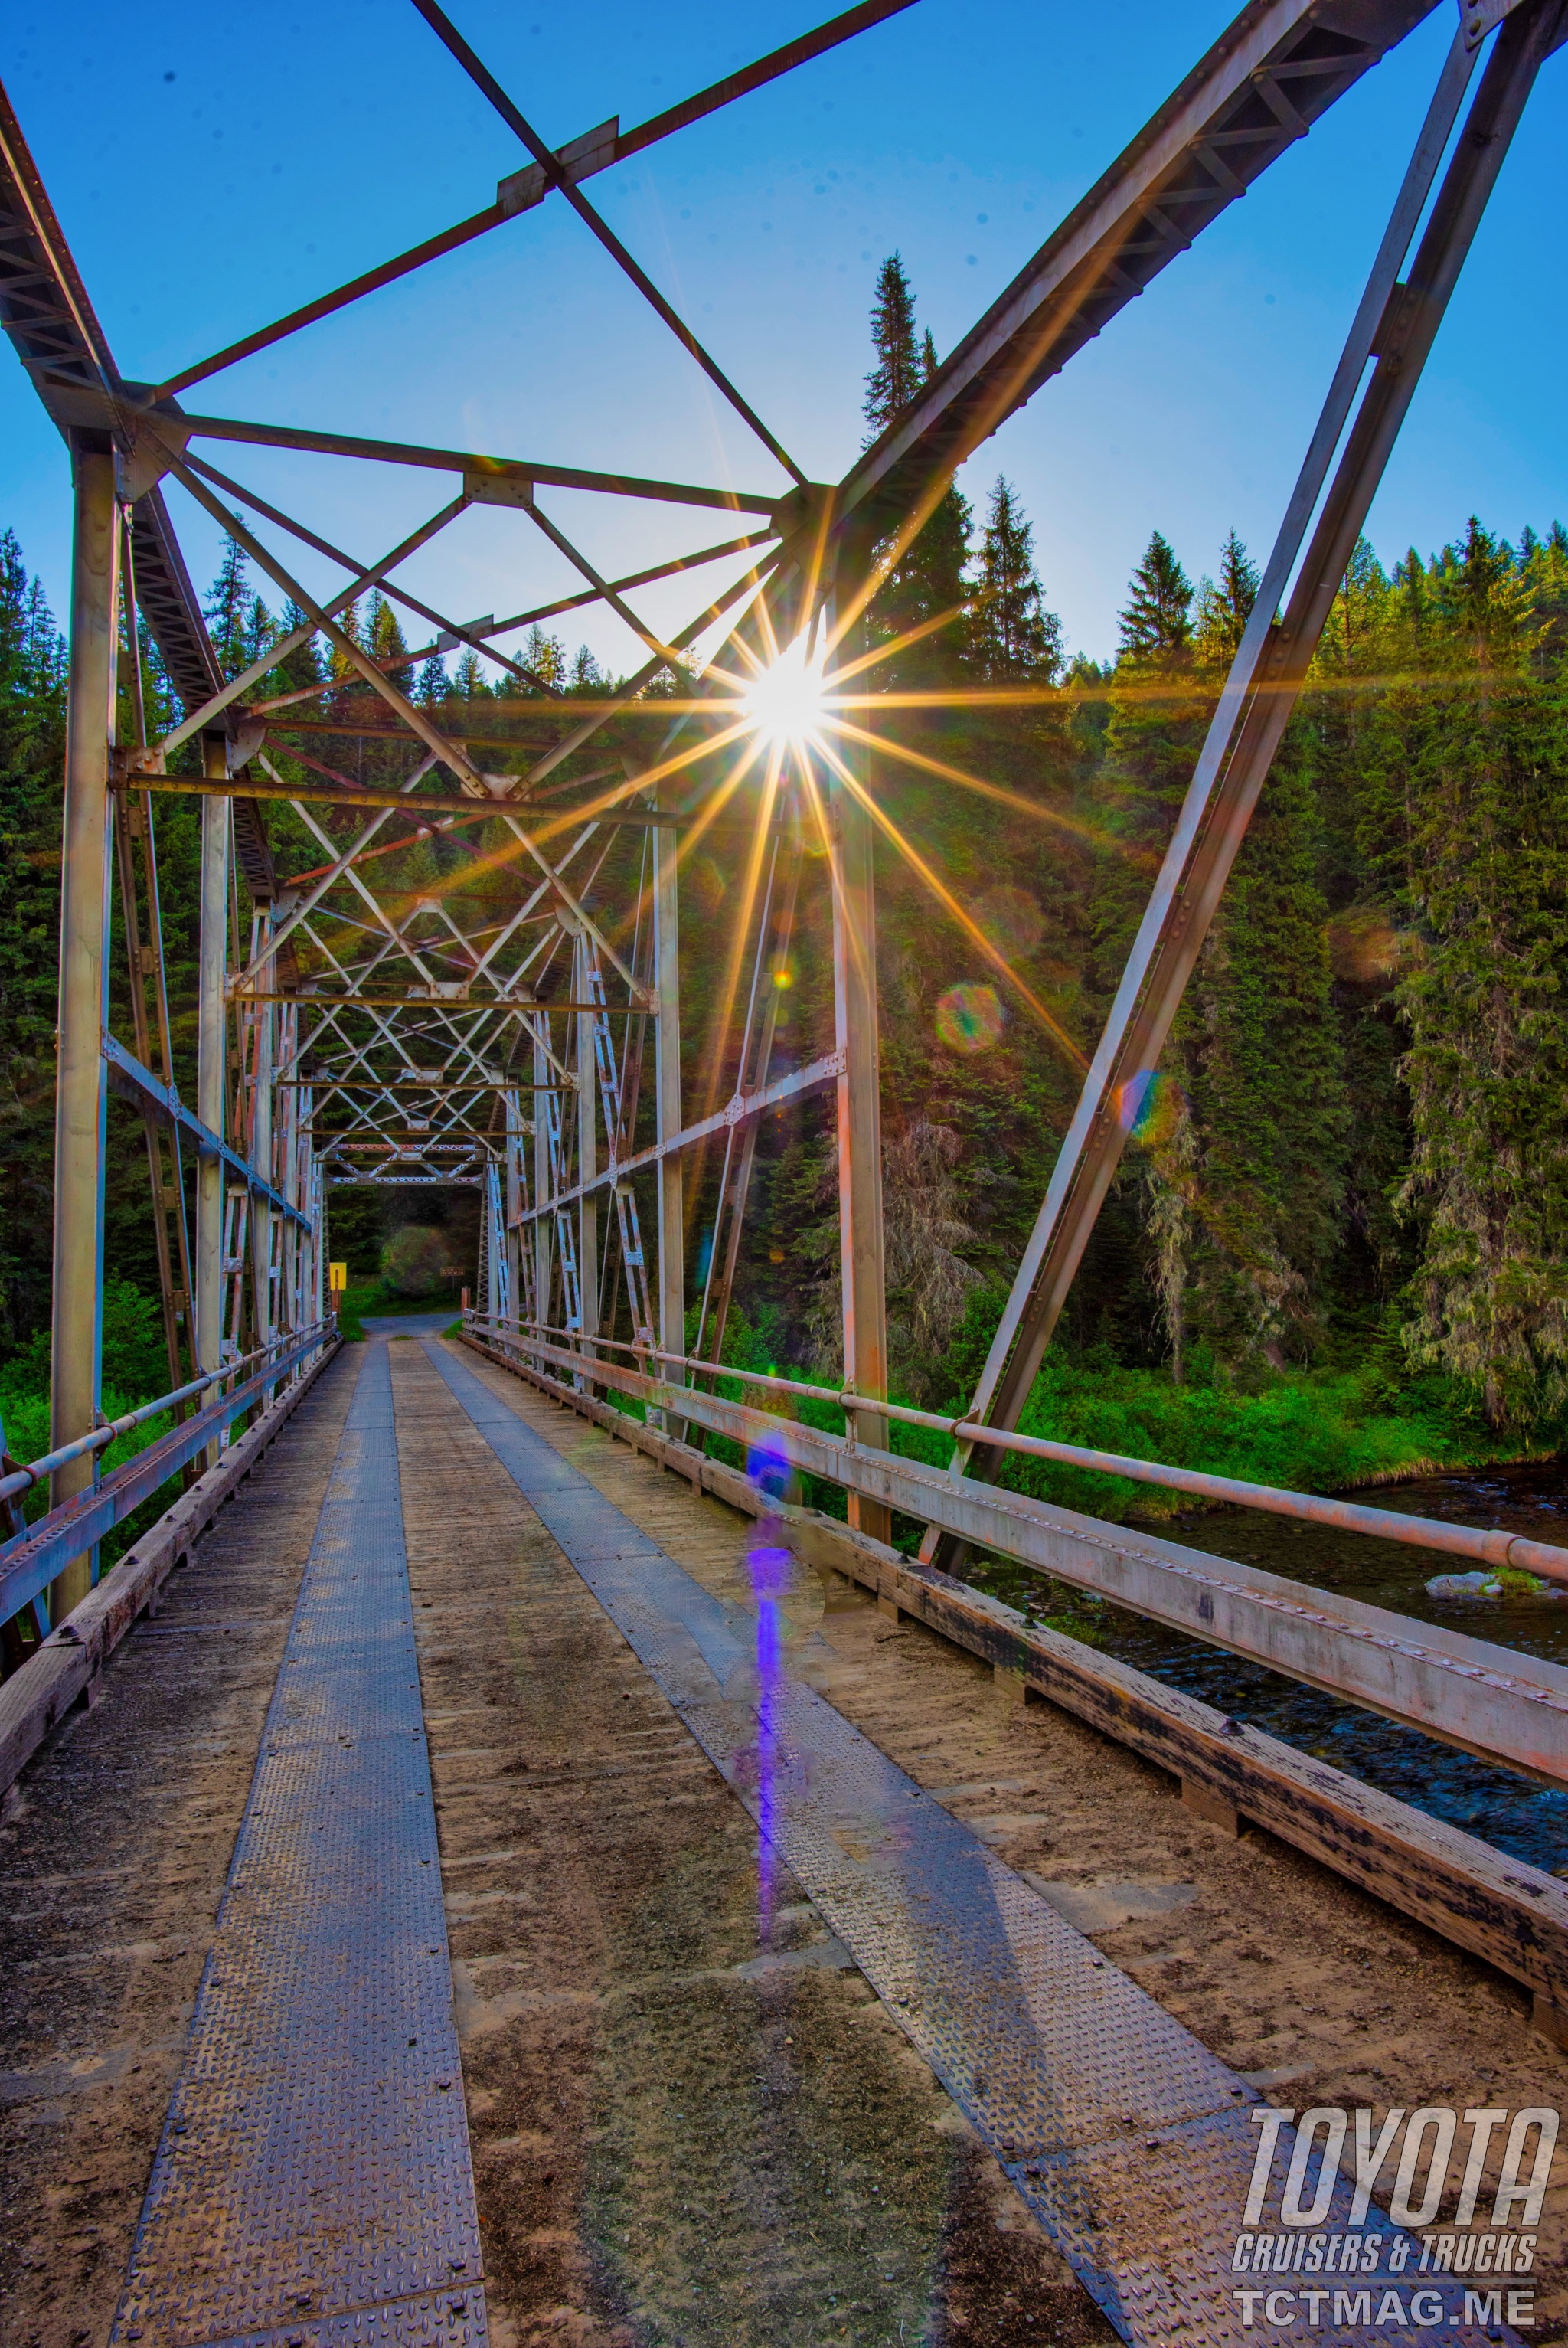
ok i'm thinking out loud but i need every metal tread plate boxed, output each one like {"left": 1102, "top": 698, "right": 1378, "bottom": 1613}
{"left": 110, "top": 1342, "right": 488, "bottom": 2348}
{"left": 425, "top": 1339, "right": 1521, "bottom": 2348}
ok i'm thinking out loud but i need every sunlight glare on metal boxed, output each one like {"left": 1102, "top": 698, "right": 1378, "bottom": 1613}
{"left": 740, "top": 630, "right": 828, "bottom": 753}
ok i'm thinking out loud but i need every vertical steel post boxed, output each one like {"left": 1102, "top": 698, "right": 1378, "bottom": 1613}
{"left": 652, "top": 818, "right": 684, "bottom": 1427}
{"left": 47, "top": 443, "right": 117, "bottom": 1620}
{"left": 574, "top": 931, "right": 599, "bottom": 1367}
{"left": 828, "top": 748, "right": 890, "bottom": 1542}
{"left": 821, "top": 540, "right": 890, "bottom": 1538}
{"left": 250, "top": 917, "right": 276, "bottom": 1388}
{"left": 195, "top": 733, "right": 230, "bottom": 1462}
{"left": 532, "top": 1018, "right": 551, "bottom": 1364}
{"left": 504, "top": 1086, "right": 524, "bottom": 1327}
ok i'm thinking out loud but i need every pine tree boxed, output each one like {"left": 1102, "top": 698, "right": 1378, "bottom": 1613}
{"left": 1361, "top": 525, "right": 1568, "bottom": 1425}
{"left": 864, "top": 253, "right": 923, "bottom": 433}
{"left": 204, "top": 528, "right": 252, "bottom": 682}
{"left": 524, "top": 624, "right": 566, "bottom": 690}
{"left": 416, "top": 652, "right": 448, "bottom": 705}
{"left": 328, "top": 597, "right": 364, "bottom": 690}
{"left": 1118, "top": 532, "right": 1193, "bottom": 660}
{"left": 452, "top": 646, "right": 485, "bottom": 701}
{"left": 272, "top": 597, "right": 325, "bottom": 694}
{"left": 862, "top": 259, "right": 972, "bottom": 678}
{"left": 1193, "top": 530, "right": 1259, "bottom": 672}
{"left": 0, "top": 530, "right": 69, "bottom": 1341}
{"left": 367, "top": 591, "right": 413, "bottom": 694}
{"left": 970, "top": 478, "right": 1063, "bottom": 683}
{"left": 571, "top": 646, "right": 602, "bottom": 691}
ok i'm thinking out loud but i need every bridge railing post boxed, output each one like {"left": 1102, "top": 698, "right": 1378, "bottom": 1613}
{"left": 195, "top": 733, "right": 230, "bottom": 1468}
{"left": 47, "top": 440, "right": 118, "bottom": 1621}
{"left": 826, "top": 578, "right": 890, "bottom": 1544}
{"left": 652, "top": 814, "right": 684, "bottom": 1437}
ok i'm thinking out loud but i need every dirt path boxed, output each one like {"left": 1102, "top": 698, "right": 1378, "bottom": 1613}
{"left": 438, "top": 1341, "right": 1568, "bottom": 2344}
{"left": 0, "top": 1348, "right": 357, "bottom": 2348}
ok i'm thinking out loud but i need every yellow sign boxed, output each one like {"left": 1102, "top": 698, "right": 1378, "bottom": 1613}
{"left": 328, "top": 1261, "right": 348, "bottom": 1293}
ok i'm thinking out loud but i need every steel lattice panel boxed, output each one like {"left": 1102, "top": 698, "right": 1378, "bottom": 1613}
{"left": 425, "top": 1340, "right": 1521, "bottom": 2348}
{"left": 110, "top": 1345, "right": 488, "bottom": 2348}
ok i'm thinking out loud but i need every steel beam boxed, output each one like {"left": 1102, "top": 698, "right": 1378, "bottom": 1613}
{"left": 162, "top": 412, "right": 782, "bottom": 518}
{"left": 47, "top": 443, "right": 116, "bottom": 1619}
{"left": 831, "top": 0, "right": 1443, "bottom": 557}
{"left": 511, "top": 1050, "right": 844, "bottom": 1221}
{"left": 139, "top": 0, "right": 916, "bottom": 407}
{"left": 827, "top": 596, "right": 890, "bottom": 1542}
{"left": 934, "top": 0, "right": 1567, "bottom": 1563}
{"left": 573, "top": 934, "right": 599, "bottom": 1359}
{"left": 195, "top": 739, "right": 230, "bottom": 1450}
{"left": 652, "top": 819, "right": 684, "bottom": 1429}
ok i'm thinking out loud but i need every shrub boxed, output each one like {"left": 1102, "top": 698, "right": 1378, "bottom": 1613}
{"left": 381, "top": 1227, "right": 453, "bottom": 1299}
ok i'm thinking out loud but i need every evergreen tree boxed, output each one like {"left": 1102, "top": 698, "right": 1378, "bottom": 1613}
{"left": 1118, "top": 531, "right": 1193, "bottom": 660}
{"left": 864, "top": 253, "right": 922, "bottom": 433}
{"left": 1361, "top": 526, "right": 1568, "bottom": 1425}
{"left": 571, "top": 645, "right": 602, "bottom": 691}
{"left": 204, "top": 527, "right": 253, "bottom": 682}
{"left": 1179, "top": 737, "right": 1346, "bottom": 1365}
{"left": 452, "top": 646, "right": 485, "bottom": 701}
{"left": 367, "top": 591, "right": 413, "bottom": 694}
{"left": 970, "top": 477, "right": 1063, "bottom": 683}
{"left": 0, "top": 531, "right": 68, "bottom": 1342}
{"left": 272, "top": 597, "right": 325, "bottom": 694}
{"left": 862, "top": 258, "right": 972, "bottom": 677}
{"left": 328, "top": 597, "right": 364, "bottom": 692}
{"left": 524, "top": 624, "right": 567, "bottom": 690}
{"left": 416, "top": 652, "right": 448, "bottom": 705}
{"left": 1193, "top": 530, "right": 1259, "bottom": 671}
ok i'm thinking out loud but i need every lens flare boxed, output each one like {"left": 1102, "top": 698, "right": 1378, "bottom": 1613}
{"left": 936, "top": 981, "right": 1005, "bottom": 1054}
{"left": 745, "top": 1539, "right": 792, "bottom": 1940}
{"left": 740, "top": 630, "right": 828, "bottom": 751}
{"left": 972, "top": 883, "right": 1044, "bottom": 958}
{"left": 1116, "top": 1068, "right": 1187, "bottom": 1148}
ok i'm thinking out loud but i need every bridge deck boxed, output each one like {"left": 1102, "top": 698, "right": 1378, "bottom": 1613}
{"left": 1, "top": 1336, "right": 1562, "bottom": 2345}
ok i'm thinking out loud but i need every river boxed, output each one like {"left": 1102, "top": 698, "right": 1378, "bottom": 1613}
{"left": 967, "top": 1457, "right": 1568, "bottom": 1873}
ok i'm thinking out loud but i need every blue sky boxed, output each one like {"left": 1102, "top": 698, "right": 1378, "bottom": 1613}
{"left": 2, "top": 0, "right": 1563, "bottom": 673}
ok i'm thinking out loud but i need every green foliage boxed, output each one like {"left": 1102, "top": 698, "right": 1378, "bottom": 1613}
{"left": 971, "top": 478, "right": 1063, "bottom": 685}
{"left": 381, "top": 1225, "right": 457, "bottom": 1298}
{"left": 1118, "top": 531, "right": 1194, "bottom": 660}
{"left": 0, "top": 527, "right": 67, "bottom": 1348}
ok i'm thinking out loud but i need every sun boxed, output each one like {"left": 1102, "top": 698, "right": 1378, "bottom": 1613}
{"left": 739, "top": 629, "right": 829, "bottom": 752}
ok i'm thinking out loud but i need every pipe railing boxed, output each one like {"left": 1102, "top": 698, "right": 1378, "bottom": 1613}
{"left": 466, "top": 1310, "right": 1568, "bottom": 1589}
{"left": 0, "top": 1323, "right": 329, "bottom": 1505}
{"left": 0, "top": 1322, "right": 335, "bottom": 1635}
{"left": 460, "top": 1309, "right": 1568, "bottom": 1787}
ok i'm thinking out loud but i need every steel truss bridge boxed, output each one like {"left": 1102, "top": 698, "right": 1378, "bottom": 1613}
{"left": 3, "top": 3, "right": 1568, "bottom": 2342}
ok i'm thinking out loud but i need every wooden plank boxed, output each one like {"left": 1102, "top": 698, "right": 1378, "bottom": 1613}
{"left": 461, "top": 1332, "right": 1568, "bottom": 2010}
{"left": 0, "top": 1341, "right": 341, "bottom": 1798}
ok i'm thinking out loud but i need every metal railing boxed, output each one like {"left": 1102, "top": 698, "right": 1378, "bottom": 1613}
{"left": 459, "top": 1310, "right": 1568, "bottom": 1787}
{"left": 0, "top": 1322, "right": 334, "bottom": 1635}
{"left": 0, "top": 1328, "right": 327, "bottom": 1506}
{"left": 465, "top": 1311, "right": 1568, "bottom": 1587}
